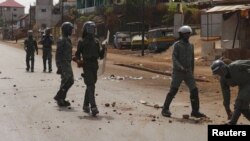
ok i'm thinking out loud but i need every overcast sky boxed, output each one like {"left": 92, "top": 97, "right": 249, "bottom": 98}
{"left": 0, "top": 0, "right": 60, "bottom": 13}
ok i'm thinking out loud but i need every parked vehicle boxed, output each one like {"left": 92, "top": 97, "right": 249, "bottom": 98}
{"left": 113, "top": 32, "right": 131, "bottom": 49}
{"left": 131, "top": 34, "right": 148, "bottom": 50}
{"left": 147, "top": 27, "right": 176, "bottom": 52}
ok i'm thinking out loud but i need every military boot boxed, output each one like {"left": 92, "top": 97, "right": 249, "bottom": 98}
{"left": 190, "top": 88, "right": 206, "bottom": 118}
{"left": 161, "top": 87, "right": 178, "bottom": 117}
{"left": 91, "top": 107, "right": 99, "bottom": 116}
{"left": 83, "top": 106, "right": 90, "bottom": 113}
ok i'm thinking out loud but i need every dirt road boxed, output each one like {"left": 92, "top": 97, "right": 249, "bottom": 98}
{"left": 0, "top": 40, "right": 248, "bottom": 141}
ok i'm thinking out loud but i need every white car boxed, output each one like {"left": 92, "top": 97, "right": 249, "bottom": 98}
{"left": 113, "top": 32, "right": 131, "bottom": 49}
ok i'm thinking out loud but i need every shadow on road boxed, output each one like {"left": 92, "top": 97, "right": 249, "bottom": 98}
{"left": 78, "top": 115, "right": 115, "bottom": 121}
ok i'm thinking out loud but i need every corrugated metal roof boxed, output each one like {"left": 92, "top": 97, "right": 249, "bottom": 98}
{"left": 206, "top": 5, "right": 250, "bottom": 13}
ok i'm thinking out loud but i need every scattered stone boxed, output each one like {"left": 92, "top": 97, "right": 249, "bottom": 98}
{"left": 99, "top": 128, "right": 101, "bottom": 130}
{"left": 216, "top": 91, "right": 220, "bottom": 93}
{"left": 107, "top": 121, "right": 110, "bottom": 123}
{"left": 105, "top": 103, "right": 110, "bottom": 107}
{"left": 111, "top": 102, "right": 116, "bottom": 107}
{"left": 182, "top": 114, "right": 189, "bottom": 119}
{"left": 169, "top": 120, "right": 172, "bottom": 123}
{"left": 71, "top": 100, "right": 74, "bottom": 103}
{"left": 152, "top": 119, "right": 156, "bottom": 122}
{"left": 2, "top": 92, "right": 6, "bottom": 95}
{"left": 68, "top": 107, "right": 71, "bottom": 110}
{"left": 13, "top": 85, "right": 16, "bottom": 87}
{"left": 153, "top": 104, "right": 161, "bottom": 109}
{"left": 129, "top": 113, "right": 132, "bottom": 116}
{"left": 113, "top": 110, "right": 116, "bottom": 112}
{"left": 96, "top": 93, "right": 98, "bottom": 96}
{"left": 57, "top": 126, "right": 60, "bottom": 128}
{"left": 104, "top": 112, "right": 108, "bottom": 115}
{"left": 33, "top": 96, "right": 37, "bottom": 98}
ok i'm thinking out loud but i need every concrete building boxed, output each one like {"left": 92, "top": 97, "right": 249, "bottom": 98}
{"left": 0, "top": 0, "right": 25, "bottom": 24}
{"left": 35, "top": 0, "right": 54, "bottom": 30}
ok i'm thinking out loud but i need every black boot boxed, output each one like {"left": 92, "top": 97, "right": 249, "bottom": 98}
{"left": 162, "top": 87, "right": 178, "bottom": 117}
{"left": 190, "top": 88, "right": 206, "bottom": 118}
{"left": 241, "top": 109, "right": 250, "bottom": 121}
{"left": 227, "top": 109, "right": 241, "bottom": 125}
{"left": 91, "top": 107, "right": 99, "bottom": 116}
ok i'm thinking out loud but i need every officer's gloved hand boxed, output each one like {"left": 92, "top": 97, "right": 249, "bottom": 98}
{"left": 180, "top": 67, "right": 188, "bottom": 73}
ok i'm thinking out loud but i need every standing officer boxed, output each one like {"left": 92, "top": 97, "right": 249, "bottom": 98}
{"left": 161, "top": 25, "right": 206, "bottom": 118}
{"left": 54, "top": 22, "right": 74, "bottom": 107}
{"left": 74, "top": 21, "right": 106, "bottom": 116}
{"left": 24, "top": 30, "right": 38, "bottom": 72}
{"left": 40, "top": 27, "right": 53, "bottom": 72}
{"left": 211, "top": 59, "right": 250, "bottom": 125}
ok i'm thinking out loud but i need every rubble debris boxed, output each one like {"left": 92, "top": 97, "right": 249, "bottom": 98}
{"left": 140, "top": 100, "right": 163, "bottom": 109}
{"left": 105, "top": 103, "right": 110, "bottom": 107}
{"left": 111, "top": 102, "right": 116, "bottom": 107}
{"left": 182, "top": 114, "right": 190, "bottom": 119}
{"left": 13, "top": 85, "right": 16, "bottom": 87}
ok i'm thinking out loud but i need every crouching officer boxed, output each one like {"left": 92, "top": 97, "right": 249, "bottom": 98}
{"left": 74, "top": 21, "right": 106, "bottom": 116}
{"left": 54, "top": 22, "right": 74, "bottom": 107}
{"left": 24, "top": 30, "right": 38, "bottom": 72}
{"left": 161, "top": 25, "right": 206, "bottom": 118}
{"left": 40, "top": 27, "right": 53, "bottom": 72}
{"left": 211, "top": 59, "right": 250, "bottom": 125}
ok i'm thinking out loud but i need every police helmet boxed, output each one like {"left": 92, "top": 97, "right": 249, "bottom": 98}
{"left": 178, "top": 25, "right": 192, "bottom": 34}
{"left": 82, "top": 21, "right": 96, "bottom": 35}
{"left": 211, "top": 59, "right": 227, "bottom": 75}
{"left": 61, "top": 22, "right": 74, "bottom": 31}
{"left": 45, "top": 27, "right": 51, "bottom": 32}
{"left": 27, "top": 30, "right": 33, "bottom": 36}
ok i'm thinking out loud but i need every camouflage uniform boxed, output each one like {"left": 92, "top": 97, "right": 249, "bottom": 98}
{"left": 75, "top": 35, "right": 105, "bottom": 112}
{"left": 41, "top": 33, "right": 53, "bottom": 72}
{"left": 221, "top": 60, "right": 250, "bottom": 124}
{"left": 54, "top": 36, "right": 74, "bottom": 102}
{"left": 24, "top": 37, "right": 38, "bottom": 72}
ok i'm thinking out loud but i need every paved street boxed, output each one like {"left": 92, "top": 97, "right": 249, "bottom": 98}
{"left": 0, "top": 42, "right": 245, "bottom": 141}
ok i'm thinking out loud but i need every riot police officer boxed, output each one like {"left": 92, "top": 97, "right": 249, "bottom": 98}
{"left": 40, "top": 27, "right": 53, "bottom": 72}
{"left": 54, "top": 22, "right": 74, "bottom": 107}
{"left": 75, "top": 21, "right": 106, "bottom": 116}
{"left": 211, "top": 59, "right": 250, "bottom": 125}
{"left": 24, "top": 30, "right": 38, "bottom": 72}
{"left": 161, "top": 25, "right": 206, "bottom": 118}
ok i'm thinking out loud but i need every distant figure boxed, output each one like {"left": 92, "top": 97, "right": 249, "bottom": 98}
{"left": 74, "top": 21, "right": 106, "bottom": 116}
{"left": 161, "top": 25, "right": 206, "bottom": 118}
{"left": 54, "top": 22, "right": 74, "bottom": 107}
{"left": 15, "top": 35, "right": 18, "bottom": 43}
{"left": 211, "top": 59, "right": 250, "bottom": 125}
{"left": 40, "top": 27, "right": 54, "bottom": 72}
{"left": 24, "top": 30, "right": 38, "bottom": 72}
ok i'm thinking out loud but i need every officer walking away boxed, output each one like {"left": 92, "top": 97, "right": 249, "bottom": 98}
{"left": 211, "top": 59, "right": 250, "bottom": 125}
{"left": 40, "top": 27, "right": 54, "bottom": 72}
{"left": 74, "top": 21, "right": 106, "bottom": 116}
{"left": 54, "top": 22, "right": 74, "bottom": 107}
{"left": 161, "top": 25, "right": 206, "bottom": 118}
{"left": 24, "top": 30, "right": 38, "bottom": 72}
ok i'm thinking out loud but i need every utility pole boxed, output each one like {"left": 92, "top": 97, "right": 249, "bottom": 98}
{"left": 141, "top": 0, "right": 145, "bottom": 56}
{"left": 61, "top": 0, "right": 64, "bottom": 23}
{"left": 29, "top": 4, "right": 31, "bottom": 29}
{"left": 11, "top": 12, "right": 13, "bottom": 40}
